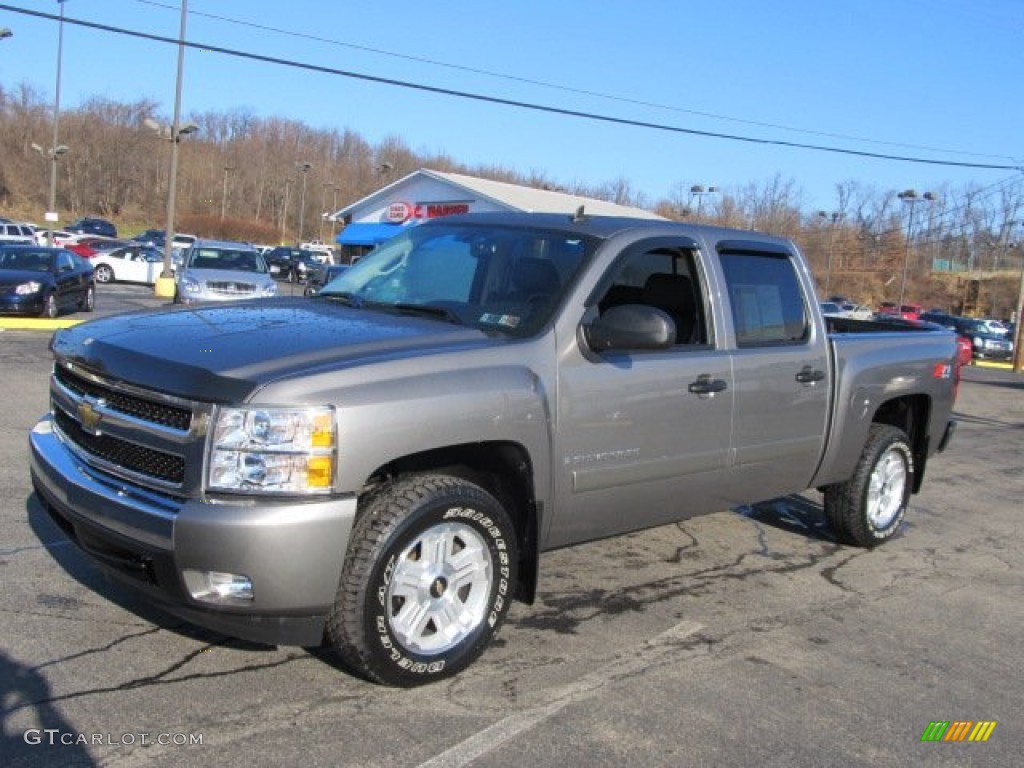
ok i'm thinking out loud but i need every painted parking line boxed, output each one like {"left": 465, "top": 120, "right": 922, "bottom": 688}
{"left": 0, "top": 317, "right": 83, "bottom": 330}
{"left": 970, "top": 360, "right": 1014, "bottom": 370}
{"left": 416, "top": 620, "right": 704, "bottom": 768}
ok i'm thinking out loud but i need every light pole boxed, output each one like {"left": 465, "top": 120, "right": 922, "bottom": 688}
{"left": 689, "top": 185, "right": 718, "bottom": 220}
{"left": 817, "top": 210, "right": 842, "bottom": 297}
{"left": 220, "top": 165, "right": 234, "bottom": 221}
{"left": 280, "top": 179, "right": 292, "bottom": 243}
{"left": 1, "top": 27, "right": 12, "bottom": 40}
{"left": 33, "top": 1, "right": 68, "bottom": 245}
{"left": 897, "top": 189, "right": 935, "bottom": 308}
{"left": 318, "top": 181, "right": 335, "bottom": 241}
{"left": 30, "top": 143, "right": 69, "bottom": 242}
{"left": 295, "top": 162, "right": 312, "bottom": 243}
{"left": 147, "top": 0, "right": 193, "bottom": 297}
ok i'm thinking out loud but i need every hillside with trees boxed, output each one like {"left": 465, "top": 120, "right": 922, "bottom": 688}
{"left": 2, "top": 82, "right": 1021, "bottom": 318}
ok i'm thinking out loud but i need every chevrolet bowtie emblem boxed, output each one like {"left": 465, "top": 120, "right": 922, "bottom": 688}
{"left": 77, "top": 401, "right": 103, "bottom": 436}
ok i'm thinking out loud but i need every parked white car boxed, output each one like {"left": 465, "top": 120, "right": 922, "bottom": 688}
{"left": 92, "top": 245, "right": 169, "bottom": 285}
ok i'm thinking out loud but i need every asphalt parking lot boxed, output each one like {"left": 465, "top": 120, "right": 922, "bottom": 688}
{"left": 1, "top": 284, "right": 1021, "bottom": 767}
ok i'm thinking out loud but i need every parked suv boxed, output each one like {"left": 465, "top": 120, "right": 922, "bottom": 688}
{"left": 1, "top": 221, "right": 38, "bottom": 244}
{"left": 67, "top": 217, "right": 117, "bottom": 238}
{"left": 0, "top": 221, "right": 38, "bottom": 245}
{"left": 174, "top": 239, "right": 277, "bottom": 304}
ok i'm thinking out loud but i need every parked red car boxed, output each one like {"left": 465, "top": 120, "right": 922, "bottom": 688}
{"left": 66, "top": 237, "right": 128, "bottom": 259}
{"left": 877, "top": 302, "right": 923, "bottom": 321}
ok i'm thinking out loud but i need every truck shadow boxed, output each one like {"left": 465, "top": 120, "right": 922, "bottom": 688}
{"left": 733, "top": 493, "right": 837, "bottom": 543}
{"left": 0, "top": 651, "right": 98, "bottom": 768}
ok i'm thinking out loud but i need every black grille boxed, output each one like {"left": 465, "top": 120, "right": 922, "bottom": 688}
{"left": 54, "top": 408, "right": 186, "bottom": 485}
{"left": 56, "top": 366, "right": 192, "bottom": 431}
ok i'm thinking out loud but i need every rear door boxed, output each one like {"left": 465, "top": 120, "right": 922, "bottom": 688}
{"left": 716, "top": 242, "right": 831, "bottom": 504}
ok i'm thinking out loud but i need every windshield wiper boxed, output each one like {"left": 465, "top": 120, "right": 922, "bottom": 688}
{"left": 321, "top": 291, "right": 364, "bottom": 308}
{"left": 388, "top": 303, "right": 463, "bottom": 325}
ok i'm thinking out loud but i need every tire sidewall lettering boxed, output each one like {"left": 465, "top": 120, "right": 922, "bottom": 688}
{"left": 367, "top": 497, "right": 513, "bottom": 680}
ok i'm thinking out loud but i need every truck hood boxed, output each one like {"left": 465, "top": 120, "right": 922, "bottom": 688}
{"left": 50, "top": 298, "right": 496, "bottom": 402}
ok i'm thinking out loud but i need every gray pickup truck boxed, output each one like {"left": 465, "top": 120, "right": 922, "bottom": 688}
{"left": 29, "top": 212, "right": 958, "bottom": 686}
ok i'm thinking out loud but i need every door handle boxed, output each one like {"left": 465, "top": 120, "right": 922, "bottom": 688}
{"left": 688, "top": 374, "right": 728, "bottom": 395}
{"left": 795, "top": 366, "right": 825, "bottom": 384}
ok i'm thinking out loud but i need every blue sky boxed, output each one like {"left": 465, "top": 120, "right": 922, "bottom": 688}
{"left": 2, "top": 0, "right": 1022, "bottom": 213}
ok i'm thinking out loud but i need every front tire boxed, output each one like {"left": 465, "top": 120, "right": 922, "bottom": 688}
{"left": 94, "top": 264, "right": 114, "bottom": 283}
{"left": 79, "top": 285, "right": 95, "bottom": 312}
{"left": 40, "top": 292, "right": 58, "bottom": 319}
{"left": 824, "top": 424, "right": 913, "bottom": 547}
{"left": 327, "top": 475, "right": 517, "bottom": 687}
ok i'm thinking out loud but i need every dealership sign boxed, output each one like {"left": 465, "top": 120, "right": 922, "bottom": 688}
{"left": 385, "top": 201, "right": 471, "bottom": 223}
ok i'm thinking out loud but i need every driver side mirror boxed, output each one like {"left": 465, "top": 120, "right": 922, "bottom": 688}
{"left": 582, "top": 304, "right": 676, "bottom": 352}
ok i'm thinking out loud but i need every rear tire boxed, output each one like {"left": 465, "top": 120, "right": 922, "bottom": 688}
{"left": 94, "top": 264, "right": 114, "bottom": 283}
{"left": 326, "top": 475, "right": 517, "bottom": 687}
{"left": 824, "top": 424, "right": 913, "bottom": 547}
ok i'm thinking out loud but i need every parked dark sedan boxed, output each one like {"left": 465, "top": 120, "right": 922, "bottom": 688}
{"left": 265, "top": 246, "right": 323, "bottom": 283}
{"left": 304, "top": 264, "right": 349, "bottom": 296}
{"left": 0, "top": 245, "right": 96, "bottom": 318}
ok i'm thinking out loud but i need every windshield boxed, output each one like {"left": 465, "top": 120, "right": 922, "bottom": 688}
{"left": 0, "top": 249, "right": 54, "bottom": 271}
{"left": 319, "top": 222, "right": 596, "bottom": 336}
{"left": 187, "top": 247, "right": 267, "bottom": 273}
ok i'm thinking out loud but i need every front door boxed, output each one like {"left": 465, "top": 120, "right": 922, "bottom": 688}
{"left": 548, "top": 241, "right": 735, "bottom": 548}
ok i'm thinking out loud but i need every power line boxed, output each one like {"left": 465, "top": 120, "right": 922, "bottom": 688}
{"left": 130, "top": 0, "right": 1018, "bottom": 164}
{"left": 4, "top": 3, "right": 1022, "bottom": 174}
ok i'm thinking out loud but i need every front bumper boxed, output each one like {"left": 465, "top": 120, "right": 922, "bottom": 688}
{"left": 29, "top": 414, "right": 357, "bottom": 646}
{"left": 0, "top": 294, "right": 45, "bottom": 315}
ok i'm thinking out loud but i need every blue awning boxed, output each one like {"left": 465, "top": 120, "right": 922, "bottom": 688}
{"left": 336, "top": 223, "right": 407, "bottom": 246}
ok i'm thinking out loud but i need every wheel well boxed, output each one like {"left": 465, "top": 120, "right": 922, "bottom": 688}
{"left": 363, "top": 441, "right": 539, "bottom": 604}
{"left": 872, "top": 395, "right": 931, "bottom": 493}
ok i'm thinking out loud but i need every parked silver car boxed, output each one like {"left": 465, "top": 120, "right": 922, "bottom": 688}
{"left": 174, "top": 239, "right": 277, "bottom": 304}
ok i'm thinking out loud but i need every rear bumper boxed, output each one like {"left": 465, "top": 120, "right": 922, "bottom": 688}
{"left": 29, "top": 414, "right": 357, "bottom": 646}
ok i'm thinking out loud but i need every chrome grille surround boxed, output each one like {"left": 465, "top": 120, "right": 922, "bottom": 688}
{"left": 206, "top": 281, "right": 257, "bottom": 296}
{"left": 50, "top": 360, "right": 213, "bottom": 496}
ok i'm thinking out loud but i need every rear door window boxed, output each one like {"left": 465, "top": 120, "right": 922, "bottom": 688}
{"left": 719, "top": 249, "right": 808, "bottom": 346}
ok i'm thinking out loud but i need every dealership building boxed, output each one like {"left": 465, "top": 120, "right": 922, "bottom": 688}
{"left": 332, "top": 168, "right": 663, "bottom": 260}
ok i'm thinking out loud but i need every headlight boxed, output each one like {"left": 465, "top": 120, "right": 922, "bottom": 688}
{"left": 182, "top": 276, "right": 201, "bottom": 292}
{"left": 16, "top": 281, "right": 42, "bottom": 295}
{"left": 208, "top": 406, "right": 335, "bottom": 494}
{"left": 262, "top": 282, "right": 277, "bottom": 296}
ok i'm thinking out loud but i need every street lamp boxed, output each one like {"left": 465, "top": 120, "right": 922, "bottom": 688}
{"left": 32, "top": 1, "right": 69, "bottom": 245}
{"left": 897, "top": 189, "right": 936, "bottom": 308}
{"left": 318, "top": 181, "right": 335, "bottom": 241}
{"left": 689, "top": 185, "right": 718, "bottom": 220}
{"left": 149, "top": 0, "right": 193, "bottom": 297}
{"left": 30, "top": 143, "right": 70, "bottom": 244}
{"left": 220, "top": 165, "right": 235, "bottom": 221}
{"left": 279, "top": 179, "right": 292, "bottom": 242}
{"left": 817, "top": 210, "right": 843, "bottom": 297}
{"left": 295, "top": 161, "right": 312, "bottom": 243}
{"left": 1, "top": 27, "right": 12, "bottom": 40}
